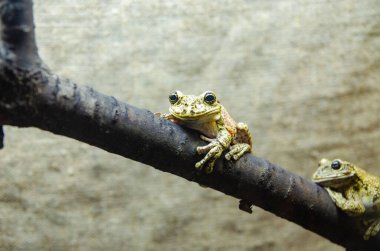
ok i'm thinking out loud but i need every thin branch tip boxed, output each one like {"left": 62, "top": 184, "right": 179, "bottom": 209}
{"left": 0, "top": 0, "right": 38, "bottom": 65}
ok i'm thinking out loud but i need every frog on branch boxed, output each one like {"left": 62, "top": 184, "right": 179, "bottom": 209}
{"left": 312, "top": 158, "right": 380, "bottom": 240}
{"left": 160, "top": 90, "right": 253, "bottom": 173}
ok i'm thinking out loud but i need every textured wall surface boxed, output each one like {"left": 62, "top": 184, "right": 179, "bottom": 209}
{"left": 1, "top": 0, "right": 380, "bottom": 250}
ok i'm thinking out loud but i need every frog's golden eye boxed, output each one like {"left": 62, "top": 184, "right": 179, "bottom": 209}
{"left": 169, "top": 92, "right": 180, "bottom": 104}
{"left": 331, "top": 160, "right": 341, "bottom": 170}
{"left": 204, "top": 91, "right": 216, "bottom": 104}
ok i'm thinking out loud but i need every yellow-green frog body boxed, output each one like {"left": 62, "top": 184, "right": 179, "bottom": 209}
{"left": 161, "top": 91, "right": 252, "bottom": 173}
{"left": 312, "top": 158, "right": 380, "bottom": 240}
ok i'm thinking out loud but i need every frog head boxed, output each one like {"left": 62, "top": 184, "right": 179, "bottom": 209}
{"left": 168, "top": 91, "right": 222, "bottom": 123}
{"left": 312, "top": 158, "right": 357, "bottom": 189}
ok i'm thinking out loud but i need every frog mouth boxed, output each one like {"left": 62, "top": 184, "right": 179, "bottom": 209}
{"left": 169, "top": 107, "right": 220, "bottom": 120}
{"left": 313, "top": 173, "right": 355, "bottom": 184}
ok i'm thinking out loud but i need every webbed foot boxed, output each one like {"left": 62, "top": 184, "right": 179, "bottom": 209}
{"left": 363, "top": 218, "right": 380, "bottom": 240}
{"left": 225, "top": 143, "right": 251, "bottom": 161}
{"left": 196, "top": 139, "right": 225, "bottom": 173}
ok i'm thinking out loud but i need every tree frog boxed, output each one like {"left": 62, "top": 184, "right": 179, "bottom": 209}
{"left": 312, "top": 158, "right": 380, "bottom": 240}
{"left": 160, "top": 91, "right": 252, "bottom": 173}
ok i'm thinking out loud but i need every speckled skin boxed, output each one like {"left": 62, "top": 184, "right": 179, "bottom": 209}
{"left": 162, "top": 91, "right": 252, "bottom": 173}
{"left": 312, "top": 158, "right": 380, "bottom": 240}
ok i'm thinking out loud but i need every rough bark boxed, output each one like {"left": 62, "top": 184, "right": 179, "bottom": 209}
{"left": 0, "top": 0, "right": 378, "bottom": 250}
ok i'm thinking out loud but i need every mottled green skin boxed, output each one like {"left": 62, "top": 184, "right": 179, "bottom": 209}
{"left": 312, "top": 158, "right": 380, "bottom": 240}
{"left": 162, "top": 91, "right": 252, "bottom": 173}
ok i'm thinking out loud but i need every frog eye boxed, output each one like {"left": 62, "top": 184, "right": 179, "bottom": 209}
{"left": 204, "top": 91, "right": 216, "bottom": 104}
{"left": 331, "top": 160, "right": 341, "bottom": 170}
{"left": 169, "top": 92, "right": 180, "bottom": 104}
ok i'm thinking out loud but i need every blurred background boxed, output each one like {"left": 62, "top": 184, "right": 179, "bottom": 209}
{"left": 1, "top": 0, "right": 380, "bottom": 250}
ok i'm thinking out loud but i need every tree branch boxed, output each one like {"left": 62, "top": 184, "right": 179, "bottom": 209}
{"left": 0, "top": 1, "right": 378, "bottom": 250}
{"left": 0, "top": 0, "right": 39, "bottom": 66}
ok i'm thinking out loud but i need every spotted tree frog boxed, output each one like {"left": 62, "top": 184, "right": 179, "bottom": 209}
{"left": 160, "top": 91, "right": 252, "bottom": 173}
{"left": 312, "top": 158, "right": 380, "bottom": 240}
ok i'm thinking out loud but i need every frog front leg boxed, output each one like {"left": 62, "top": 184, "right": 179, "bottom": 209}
{"left": 196, "top": 129, "right": 232, "bottom": 173}
{"left": 325, "top": 188, "right": 365, "bottom": 216}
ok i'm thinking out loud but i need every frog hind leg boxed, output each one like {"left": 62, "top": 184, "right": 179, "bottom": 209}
{"left": 225, "top": 122, "right": 252, "bottom": 161}
{"left": 363, "top": 218, "right": 380, "bottom": 240}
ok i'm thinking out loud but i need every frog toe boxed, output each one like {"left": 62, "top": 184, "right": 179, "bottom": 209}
{"left": 232, "top": 150, "right": 248, "bottom": 160}
{"left": 197, "top": 143, "right": 215, "bottom": 154}
{"left": 226, "top": 143, "right": 250, "bottom": 161}
{"left": 205, "top": 162, "right": 215, "bottom": 173}
{"left": 225, "top": 152, "right": 233, "bottom": 160}
{"left": 364, "top": 227, "right": 373, "bottom": 240}
{"left": 196, "top": 146, "right": 207, "bottom": 154}
{"left": 195, "top": 160, "right": 205, "bottom": 169}
{"left": 233, "top": 154, "right": 241, "bottom": 160}
{"left": 363, "top": 219, "right": 380, "bottom": 240}
{"left": 196, "top": 147, "right": 203, "bottom": 155}
{"left": 200, "top": 135, "right": 214, "bottom": 143}
{"left": 370, "top": 220, "right": 380, "bottom": 237}
{"left": 225, "top": 145, "right": 240, "bottom": 160}
{"left": 195, "top": 157, "right": 215, "bottom": 173}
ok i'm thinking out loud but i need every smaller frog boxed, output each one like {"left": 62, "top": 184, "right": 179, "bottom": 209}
{"left": 160, "top": 91, "right": 252, "bottom": 173}
{"left": 312, "top": 158, "right": 380, "bottom": 240}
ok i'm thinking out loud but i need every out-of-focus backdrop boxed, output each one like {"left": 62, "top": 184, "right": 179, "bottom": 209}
{"left": 1, "top": 0, "right": 380, "bottom": 250}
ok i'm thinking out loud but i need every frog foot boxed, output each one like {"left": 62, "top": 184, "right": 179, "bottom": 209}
{"left": 196, "top": 139, "right": 225, "bottom": 173}
{"left": 363, "top": 218, "right": 380, "bottom": 240}
{"left": 225, "top": 143, "right": 251, "bottom": 161}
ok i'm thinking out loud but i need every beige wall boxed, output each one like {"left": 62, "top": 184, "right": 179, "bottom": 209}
{"left": 1, "top": 0, "right": 380, "bottom": 250}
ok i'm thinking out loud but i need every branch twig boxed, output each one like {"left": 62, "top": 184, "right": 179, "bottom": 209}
{"left": 0, "top": 1, "right": 378, "bottom": 250}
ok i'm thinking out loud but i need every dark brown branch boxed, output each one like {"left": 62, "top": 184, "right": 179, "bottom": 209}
{"left": 0, "top": 1, "right": 378, "bottom": 250}
{"left": 0, "top": 0, "right": 39, "bottom": 66}
{"left": 0, "top": 125, "right": 3, "bottom": 148}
